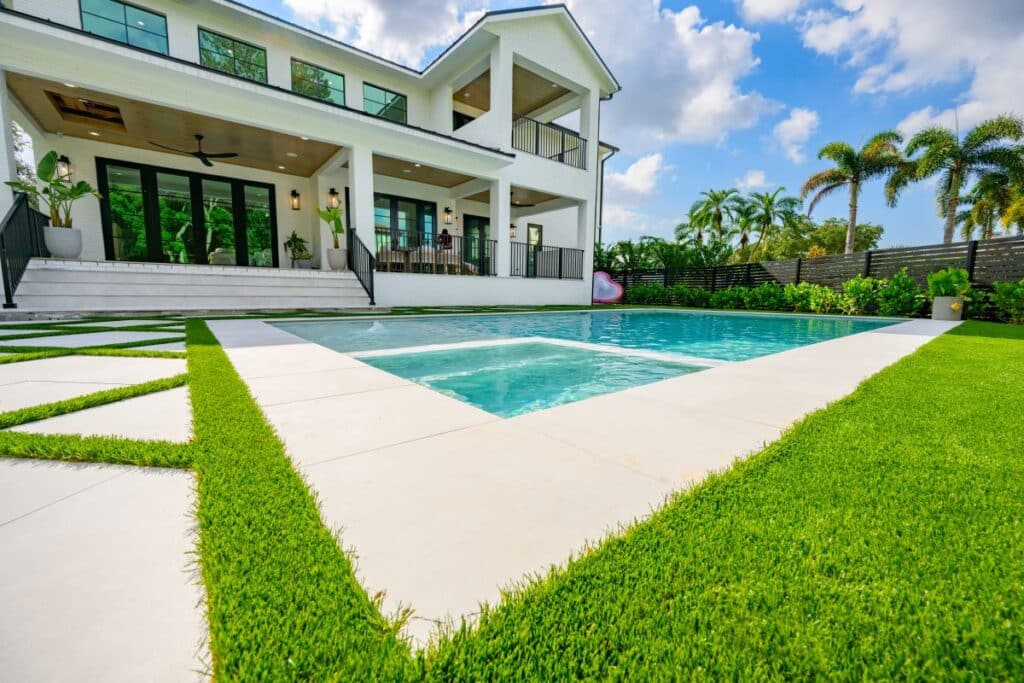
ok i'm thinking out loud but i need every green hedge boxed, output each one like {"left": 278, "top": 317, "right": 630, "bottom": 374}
{"left": 622, "top": 269, "right": 1024, "bottom": 321}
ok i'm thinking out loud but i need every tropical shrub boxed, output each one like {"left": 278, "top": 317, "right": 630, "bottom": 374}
{"left": 877, "top": 268, "right": 925, "bottom": 317}
{"left": 624, "top": 284, "right": 671, "bottom": 305}
{"left": 808, "top": 284, "right": 844, "bottom": 314}
{"left": 927, "top": 267, "right": 972, "bottom": 298}
{"left": 992, "top": 280, "right": 1024, "bottom": 324}
{"left": 784, "top": 282, "right": 815, "bottom": 312}
{"left": 742, "top": 282, "right": 788, "bottom": 311}
{"left": 842, "top": 274, "right": 883, "bottom": 315}
{"left": 671, "top": 285, "right": 711, "bottom": 308}
{"left": 709, "top": 287, "right": 747, "bottom": 310}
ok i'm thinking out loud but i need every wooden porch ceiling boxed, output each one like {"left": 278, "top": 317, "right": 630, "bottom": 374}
{"left": 7, "top": 73, "right": 340, "bottom": 176}
{"left": 370, "top": 155, "right": 475, "bottom": 188}
{"left": 465, "top": 186, "right": 561, "bottom": 207}
{"left": 455, "top": 66, "right": 572, "bottom": 117}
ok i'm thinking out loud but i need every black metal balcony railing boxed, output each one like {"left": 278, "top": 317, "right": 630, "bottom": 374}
{"left": 512, "top": 116, "right": 587, "bottom": 170}
{"left": 510, "top": 242, "right": 584, "bottom": 280}
{"left": 375, "top": 229, "right": 496, "bottom": 276}
{"left": 1, "top": 192, "right": 50, "bottom": 308}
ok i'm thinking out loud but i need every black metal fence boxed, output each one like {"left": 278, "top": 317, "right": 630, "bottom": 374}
{"left": 1, "top": 193, "right": 50, "bottom": 309}
{"left": 374, "top": 229, "right": 496, "bottom": 276}
{"left": 512, "top": 116, "right": 587, "bottom": 170}
{"left": 610, "top": 235, "right": 1024, "bottom": 292}
{"left": 510, "top": 242, "right": 584, "bottom": 280}
{"left": 346, "top": 227, "right": 375, "bottom": 305}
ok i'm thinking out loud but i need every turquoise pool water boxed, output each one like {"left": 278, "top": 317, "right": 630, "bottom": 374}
{"left": 362, "top": 342, "right": 701, "bottom": 417}
{"left": 276, "top": 309, "right": 893, "bottom": 362}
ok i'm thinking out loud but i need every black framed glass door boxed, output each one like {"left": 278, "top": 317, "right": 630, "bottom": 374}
{"left": 97, "top": 157, "right": 278, "bottom": 267}
{"left": 527, "top": 223, "right": 543, "bottom": 277}
{"left": 463, "top": 214, "right": 491, "bottom": 275}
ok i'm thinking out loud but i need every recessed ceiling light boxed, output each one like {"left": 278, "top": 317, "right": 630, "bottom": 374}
{"left": 277, "top": 165, "right": 286, "bottom": 170}
{"left": 300, "top": 136, "right": 309, "bottom": 140}
{"left": 550, "top": 82, "right": 559, "bottom": 88}
{"left": 286, "top": 152, "right": 298, "bottom": 158}
{"left": 88, "top": 131, "right": 100, "bottom": 136}
{"left": 414, "top": 163, "right": 421, "bottom": 167}
{"left": 463, "top": 92, "right": 470, "bottom": 98}
{"left": 63, "top": 82, "right": 77, "bottom": 88}
{"left": 401, "top": 168, "right": 412, "bottom": 174}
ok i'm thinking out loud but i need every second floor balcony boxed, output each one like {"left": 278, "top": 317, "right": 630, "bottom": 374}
{"left": 511, "top": 117, "right": 588, "bottom": 170}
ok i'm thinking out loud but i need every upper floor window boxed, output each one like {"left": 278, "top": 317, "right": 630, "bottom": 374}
{"left": 80, "top": 0, "right": 168, "bottom": 54}
{"left": 363, "top": 83, "right": 407, "bottom": 124}
{"left": 199, "top": 29, "right": 267, "bottom": 83}
{"left": 291, "top": 59, "right": 345, "bottom": 106}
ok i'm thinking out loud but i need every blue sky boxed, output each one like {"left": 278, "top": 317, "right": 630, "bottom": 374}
{"left": 239, "top": 0, "right": 1023, "bottom": 248}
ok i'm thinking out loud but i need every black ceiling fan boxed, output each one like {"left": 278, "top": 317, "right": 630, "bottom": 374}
{"left": 148, "top": 134, "right": 238, "bottom": 167}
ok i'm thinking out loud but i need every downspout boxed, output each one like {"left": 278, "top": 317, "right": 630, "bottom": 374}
{"left": 594, "top": 92, "right": 616, "bottom": 247}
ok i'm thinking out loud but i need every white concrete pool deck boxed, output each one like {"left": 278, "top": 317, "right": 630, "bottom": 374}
{"left": 208, "top": 315, "right": 959, "bottom": 645}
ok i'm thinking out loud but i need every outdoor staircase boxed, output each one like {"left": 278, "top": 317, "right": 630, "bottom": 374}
{"left": 11, "top": 259, "right": 374, "bottom": 312}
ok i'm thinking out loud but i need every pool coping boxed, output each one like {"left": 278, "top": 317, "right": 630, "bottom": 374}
{"left": 206, "top": 315, "right": 960, "bottom": 647}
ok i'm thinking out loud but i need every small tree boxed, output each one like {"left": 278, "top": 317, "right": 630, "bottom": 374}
{"left": 5, "top": 150, "right": 100, "bottom": 227}
{"left": 316, "top": 205, "right": 345, "bottom": 249}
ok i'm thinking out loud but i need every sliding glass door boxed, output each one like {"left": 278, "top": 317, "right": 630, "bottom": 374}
{"left": 97, "top": 158, "right": 278, "bottom": 267}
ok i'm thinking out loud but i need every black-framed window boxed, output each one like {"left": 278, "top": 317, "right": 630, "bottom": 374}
{"left": 198, "top": 28, "right": 267, "bottom": 83}
{"left": 363, "top": 83, "right": 407, "bottom": 124}
{"left": 373, "top": 193, "right": 435, "bottom": 246}
{"left": 80, "top": 0, "right": 168, "bottom": 54}
{"left": 291, "top": 59, "right": 345, "bottom": 106}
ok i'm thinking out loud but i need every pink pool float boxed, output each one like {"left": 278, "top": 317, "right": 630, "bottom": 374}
{"left": 592, "top": 271, "right": 623, "bottom": 304}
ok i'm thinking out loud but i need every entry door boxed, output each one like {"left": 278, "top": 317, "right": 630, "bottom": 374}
{"left": 463, "top": 215, "right": 490, "bottom": 275}
{"left": 98, "top": 158, "right": 278, "bottom": 267}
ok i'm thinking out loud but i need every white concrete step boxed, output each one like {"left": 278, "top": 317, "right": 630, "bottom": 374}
{"left": 14, "top": 259, "right": 373, "bottom": 312}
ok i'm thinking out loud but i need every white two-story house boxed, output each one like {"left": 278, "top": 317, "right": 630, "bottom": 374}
{"left": 0, "top": 0, "right": 619, "bottom": 310}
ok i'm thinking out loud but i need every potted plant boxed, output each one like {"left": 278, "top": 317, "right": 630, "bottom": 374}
{"left": 317, "top": 205, "right": 346, "bottom": 271}
{"left": 283, "top": 230, "right": 312, "bottom": 268}
{"left": 927, "top": 267, "right": 971, "bottom": 321}
{"left": 4, "top": 150, "right": 100, "bottom": 259}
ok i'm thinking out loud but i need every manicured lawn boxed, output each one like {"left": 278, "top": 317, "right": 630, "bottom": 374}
{"left": 420, "top": 322, "right": 1024, "bottom": 679}
{"left": 2, "top": 314, "right": 1022, "bottom": 678}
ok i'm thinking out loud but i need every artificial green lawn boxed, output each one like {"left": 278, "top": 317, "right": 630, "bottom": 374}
{"left": 1, "top": 312, "right": 1022, "bottom": 678}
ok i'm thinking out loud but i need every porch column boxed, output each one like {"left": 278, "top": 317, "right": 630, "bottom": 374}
{"left": 348, "top": 146, "right": 375, "bottom": 252}
{"left": 0, "top": 71, "right": 20, "bottom": 216}
{"left": 490, "top": 178, "right": 511, "bottom": 277}
{"left": 488, "top": 39, "right": 514, "bottom": 152}
{"left": 577, "top": 198, "right": 594, "bottom": 279}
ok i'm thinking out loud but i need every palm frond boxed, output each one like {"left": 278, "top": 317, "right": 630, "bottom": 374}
{"left": 806, "top": 182, "right": 846, "bottom": 216}
{"left": 801, "top": 169, "right": 848, "bottom": 199}
{"left": 962, "top": 115, "right": 1024, "bottom": 153}
{"left": 906, "top": 127, "right": 957, "bottom": 156}
{"left": 817, "top": 142, "right": 857, "bottom": 169}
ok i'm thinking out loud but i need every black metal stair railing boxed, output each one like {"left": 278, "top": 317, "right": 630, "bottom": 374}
{"left": 346, "top": 227, "right": 375, "bottom": 305}
{"left": 1, "top": 192, "right": 50, "bottom": 309}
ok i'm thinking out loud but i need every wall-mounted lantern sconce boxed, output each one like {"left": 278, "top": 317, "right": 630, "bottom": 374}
{"left": 56, "top": 155, "right": 72, "bottom": 182}
{"left": 290, "top": 190, "right": 301, "bottom": 210}
{"left": 443, "top": 206, "right": 453, "bottom": 225}
{"left": 509, "top": 223, "right": 518, "bottom": 239}
{"left": 327, "top": 187, "right": 340, "bottom": 209}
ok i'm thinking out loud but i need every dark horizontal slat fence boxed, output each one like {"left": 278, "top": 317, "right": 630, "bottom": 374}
{"left": 610, "top": 235, "right": 1024, "bottom": 293}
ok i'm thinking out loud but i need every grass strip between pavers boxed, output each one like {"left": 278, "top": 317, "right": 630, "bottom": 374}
{"left": 0, "top": 431, "right": 190, "bottom": 468}
{"left": 185, "top": 319, "right": 416, "bottom": 680}
{"left": 0, "top": 373, "right": 188, "bottom": 429}
{"left": 0, "top": 347, "right": 185, "bottom": 365}
{"left": 0, "top": 336, "right": 185, "bottom": 354}
{"left": 417, "top": 321, "right": 1024, "bottom": 680}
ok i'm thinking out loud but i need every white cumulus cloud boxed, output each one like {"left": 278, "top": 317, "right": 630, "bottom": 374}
{"left": 606, "top": 154, "right": 664, "bottom": 196}
{"left": 773, "top": 107, "right": 820, "bottom": 163}
{"left": 735, "top": 169, "right": 771, "bottom": 189}
{"left": 738, "top": 0, "right": 807, "bottom": 23}
{"left": 798, "top": 0, "right": 1024, "bottom": 134}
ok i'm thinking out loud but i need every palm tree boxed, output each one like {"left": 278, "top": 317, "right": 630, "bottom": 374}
{"left": 958, "top": 172, "right": 1018, "bottom": 240}
{"left": 731, "top": 200, "right": 759, "bottom": 261}
{"left": 886, "top": 115, "right": 1024, "bottom": 244}
{"left": 802, "top": 131, "right": 904, "bottom": 254}
{"left": 691, "top": 189, "right": 742, "bottom": 241}
{"left": 613, "top": 239, "right": 651, "bottom": 272}
{"left": 748, "top": 188, "right": 802, "bottom": 256}
{"left": 674, "top": 200, "right": 710, "bottom": 246}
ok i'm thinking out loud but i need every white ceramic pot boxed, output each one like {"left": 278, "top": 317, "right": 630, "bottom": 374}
{"left": 43, "top": 226, "right": 83, "bottom": 259}
{"left": 326, "top": 248, "right": 347, "bottom": 271}
{"left": 932, "top": 295, "right": 964, "bottom": 321}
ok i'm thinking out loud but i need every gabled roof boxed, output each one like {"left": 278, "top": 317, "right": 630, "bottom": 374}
{"left": 216, "top": 1, "right": 619, "bottom": 93}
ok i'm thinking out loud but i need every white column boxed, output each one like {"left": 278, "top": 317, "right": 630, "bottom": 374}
{"left": 490, "top": 178, "right": 511, "bottom": 277}
{"left": 578, "top": 92, "right": 599, "bottom": 175}
{"left": 348, "top": 146, "right": 375, "bottom": 251}
{"left": 577, "top": 199, "right": 594, "bottom": 279}
{"left": 489, "top": 39, "right": 514, "bottom": 152}
{"left": 431, "top": 84, "right": 454, "bottom": 135}
{"left": 0, "top": 71, "right": 19, "bottom": 216}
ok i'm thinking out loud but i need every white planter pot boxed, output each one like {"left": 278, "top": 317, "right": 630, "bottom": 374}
{"left": 932, "top": 295, "right": 964, "bottom": 321}
{"left": 326, "top": 248, "right": 347, "bottom": 271}
{"left": 43, "top": 226, "right": 83, "bottom": 259}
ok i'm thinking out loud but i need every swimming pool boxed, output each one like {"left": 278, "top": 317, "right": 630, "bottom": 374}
{"left": 276, "top": 309, "right": 894, "bottom": 362}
